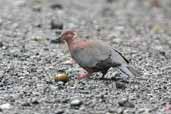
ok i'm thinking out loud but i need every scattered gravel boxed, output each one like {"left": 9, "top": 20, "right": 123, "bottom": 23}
{"left": 0, "top": 0, "right": 171, "bottom": 114}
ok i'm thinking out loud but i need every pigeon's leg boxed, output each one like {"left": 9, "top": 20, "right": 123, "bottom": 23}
{"left": 77, "top": 67, "right": 94, "bottom": 80}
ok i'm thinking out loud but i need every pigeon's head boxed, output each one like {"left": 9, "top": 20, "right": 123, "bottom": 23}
{"left": 60, "top": 31, "right": 77, "bottom": 42}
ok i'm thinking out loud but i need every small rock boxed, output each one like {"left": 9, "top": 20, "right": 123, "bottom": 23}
{"left": 32, "top": 36, "right": 46, "bottom": 42}
{"left": 106, "top": 112, "right": 112, "bottom": 114}
{"left": 0, "top": 18, "right": 2, "bottom": 25}
{"left": 108, "top": 108, "right": 116, "bottom": 113}
{"left": 14, "top": 0, "right": 26, "bottom": 7}
{"left": 115, "top": 81, "right": 127, "bottom": 89}
{"left": 57, "top": 81, "right": 64, "bottom": 85}
{"left": 116, "top": 107, "right": 124, "bottom": 114}
{"left": 70, "top": 99, "right": 82, "bottom": 107}
{"left": 79, "top": 106, "right": 86, "bottom": 111}
{"left": 50, "top": 20, "right": 63, "bottom": 30}
{"left": 0, "top": 103, "right": 12, "bottom": 109}
{"left": 34, "top": 23, "right": 42, "bottom": 28}
{"left": 50, "top": 4, "right": 63, "bottom": 10}
{"left": 62, "top": 98, "right": 69, "bottom": 103}
{"left": 55, "top": 109, "right": 64, "bottom": 114}
{"left": 106, "top": 0, "right": 116, "bottom": 3}
{"left": 137, "top": 108, "right": 150, "bottom": 114}
{"left": 118, "top": 98, "right": 135, "bottom": 108}
{"left": 32, "top": 100, "right": 39, "bottom": 105}
{"left": 112, "top": 38, "right": 122, "bottom": 43}
{"left": 21, "top": 102, "right": 31, "bottom": 107}
{"left": 0, "top": 42, "right": 3, "bottom": 47}
{"left": 32, "top": 5, "right": 42, "bottom": 12}
{"left": 123, "top": 109, "right": 135, "bottom": 114}
{"left": 159, "top": 51, "right": 166, "bottom": 57}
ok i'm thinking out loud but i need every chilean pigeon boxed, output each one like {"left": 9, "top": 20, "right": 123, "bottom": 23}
{"left": 59, "top": 30, "right": 139, "bottom": 79}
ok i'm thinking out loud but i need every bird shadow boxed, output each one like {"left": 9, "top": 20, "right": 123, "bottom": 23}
{"left": 90, "top": 77, "right": 129, "bottom": 83}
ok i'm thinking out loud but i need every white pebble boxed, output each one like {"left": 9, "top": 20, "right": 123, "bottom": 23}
{"left": 70, "top": 99, "right": 82, "bottom": 106}
{"left": 0, "top": 103, "right": 12, "bottom": 109}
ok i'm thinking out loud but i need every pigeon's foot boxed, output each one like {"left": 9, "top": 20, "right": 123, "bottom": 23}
{"left": 77, "top": 73, "right": 91, "bottom": 80}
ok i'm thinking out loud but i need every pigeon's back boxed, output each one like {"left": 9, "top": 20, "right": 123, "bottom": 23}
{"left": 71, "top": 40, "right": 112, "bottom": 68}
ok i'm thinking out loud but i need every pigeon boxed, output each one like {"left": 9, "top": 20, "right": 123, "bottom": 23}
{"left": 59, "top": 30, "right": 140, "bottom": 79}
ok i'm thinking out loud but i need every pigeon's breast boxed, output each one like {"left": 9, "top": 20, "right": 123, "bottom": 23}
{"left": 71, "top": 47, "right": 97, "bottom": 67}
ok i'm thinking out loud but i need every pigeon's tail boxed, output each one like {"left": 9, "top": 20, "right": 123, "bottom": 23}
{"left": 118, "top": 64, "right": 141, "bottom": 77}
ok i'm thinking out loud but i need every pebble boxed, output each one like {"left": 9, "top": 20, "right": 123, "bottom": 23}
{"left": 0, "top": 103, "right": 12, "bottom": 110}
{"left": 116, "top": 107, "right": 124, "bottom": 114}
{"left": 115, "top": 81, "right": 127, "bottom": 89}
{"left": 106, "top": 0, "right": 116, "bottom": 3}
{"left": 0, "top": 42, "right": 3, "bottom": 47}
{"left": 32, "top": 5, "right": 42, "bottom": 12}
{"left": 31, "top": 100, "right": 39, "bottom": 105}
{"left": 50, "top": 20, "right": 63, "bottom": 30}
{"left": 0, "top": 18, "right": 2, "bottom": 25}
{"left": 55, "top": 109, "right": 64, "bottom": 114}
{"left": 137, "top": 108, "right": 150, "bottom": 114}
{"left": 123, "top": 109, "right": 135, "bottom": 114}
{"left": 105, "top": 112, "right": 112, "bottom": 114}
{"left": 14, "top": 0, "right": 26, "bottom": 7}
{"left": 70, "top": 99, "right": 82, "bottom": 107}
{"left": 21, "top": 102, "right": 31, "bottom": 107}
{"left": 118, "top": 98, "right": 135, "bottom": 108}
{"left": 32, "top": 36, "right": 46, "bottom": 42}
{"left": 50, "top": 3, "right": 63, "bottom": 10}
{"left": 57, "top": 81, "right": 64, "bottom": 85}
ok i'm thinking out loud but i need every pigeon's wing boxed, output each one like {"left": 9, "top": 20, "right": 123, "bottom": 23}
{"left": 71, "top": 40, "right": 113, "bottom": 68}
{"left": 111, "top": 49, "right": 129, "bottom": 65}
{"left": 113, "top": 49, "right": 129, "bottom": 64}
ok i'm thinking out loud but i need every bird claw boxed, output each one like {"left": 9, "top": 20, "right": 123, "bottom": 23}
{"left": 164, "top": 103, "right": 171, "bottom": 113}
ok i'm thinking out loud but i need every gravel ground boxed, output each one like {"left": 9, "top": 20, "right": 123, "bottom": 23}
{"left": 0, "top": 0, "right": 171, "bottom": 114}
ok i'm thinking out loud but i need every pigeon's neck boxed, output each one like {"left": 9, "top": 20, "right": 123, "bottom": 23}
{"left": 66, "top": 38, "right": 78, "bottom": 50}
{"left": 67, "top": 38, "right": 93, "bottom": 52}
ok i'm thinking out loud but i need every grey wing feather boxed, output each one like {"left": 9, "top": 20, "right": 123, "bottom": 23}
{"left": 111, "top": 49, "right": 129, "bottom": 65}
{"left": 113, "top": 49, "right": 129, "bottom": 63}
